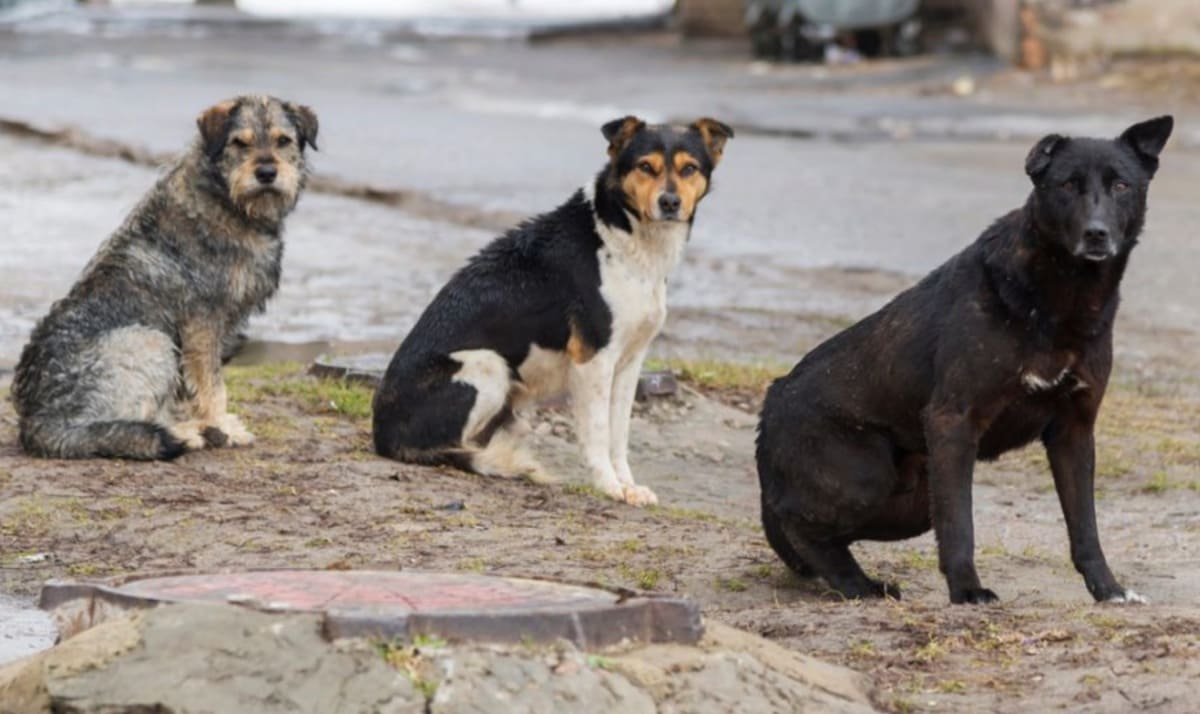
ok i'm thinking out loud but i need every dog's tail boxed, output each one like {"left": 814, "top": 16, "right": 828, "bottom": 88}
{"left": 20, "top": 419, "right": 187, "bottom": 461}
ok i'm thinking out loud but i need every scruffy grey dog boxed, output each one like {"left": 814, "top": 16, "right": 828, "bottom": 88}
{"left": 12, "top": 95, "right": 318, "bottom": 460}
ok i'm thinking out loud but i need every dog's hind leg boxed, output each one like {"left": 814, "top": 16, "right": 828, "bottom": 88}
{"left": 778, "top": 521, "right": 900, "bottom": 599}
{"left": 450, "top": 349, "right": 548, "bottom": 482}
{"left": 20, "top": 326, "right": 197, "bottom": 459}
{"left": 761, "top": 499, "right": 814, "bottom": 577}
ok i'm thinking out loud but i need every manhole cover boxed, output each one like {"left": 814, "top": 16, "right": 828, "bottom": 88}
{"left": 40, "top": 570, "right": 702, "bottom": 648}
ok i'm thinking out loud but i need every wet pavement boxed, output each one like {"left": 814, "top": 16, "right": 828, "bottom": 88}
{"left": 2, "top": 21, "right": 1199, "bottom": 370}
{"left": 0, "top": 591, "right": 56, "bottom": 666}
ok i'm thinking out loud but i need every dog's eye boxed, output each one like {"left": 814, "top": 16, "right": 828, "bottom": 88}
{"left": 276, "top": 135, "right": 293, "bottom": 148}
{"left": 679, "top": 164, "right": 698, "bottom": 177}
{"left": 1059, "top": 179, "right": 1076, "bottom": 192}
{"left": 230, "top": 137, "right": 249, "bottom": 149}
{"left": 1113, "top": 180, "right": 1129, "bottom": 193}
{"left": 638, "top": 161, "right": 656, "bottom": 175}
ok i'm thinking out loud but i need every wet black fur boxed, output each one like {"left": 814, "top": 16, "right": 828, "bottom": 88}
{"left": 372, "top": 188, "right": 610, "bottom": 463}
{"left": 757, "top": 117, "right": 1173, "bottom": 604}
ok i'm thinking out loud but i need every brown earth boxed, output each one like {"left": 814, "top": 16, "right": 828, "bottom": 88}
{"left": 2, "top": 351, "right": 1199, "bottom": 713}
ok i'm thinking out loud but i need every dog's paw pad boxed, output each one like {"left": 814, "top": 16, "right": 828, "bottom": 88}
{"left": 620, "top": 485, "right": 658, "bottom": 507}
{"left": 1107, "top": 589, "right": 1149, "bottom": 605}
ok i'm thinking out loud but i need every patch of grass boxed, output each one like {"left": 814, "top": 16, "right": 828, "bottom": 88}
{"left": 936, "top": 679, "right": 967, "bottom": 694}
{"left": 619, "top": 563, "right": 662, "bottom": 590}
{"left": 563, "top": 483, "right": 606, "bottom": 499}
{"left": 225, "top": 363, "right": 373, "bottom": 421}
{"left": 0, "top": 496, "right": 89, "bottom": 537}
{"left": 748, "top": 563, "right": 775, "bottom": 580}
{"left": 644, "top": 357, "right": 786, "bottom": 393}
{"left": 899, "top": 549, "right": 938, "bottom": 571}
{"left": 586, "top": 654, "right": 614, "bottom": 670}
{"left": 914, "top": 637, "right": 948, "bottom": 663}
{"left": 716, "top": 577, "right": 748, "bottom": 592}
{"left": 305, "top": 537, "right": 333, "bottom": 548}
{"left": 848, "top": 639, "right": 878, "bottom": 660}
{"left": 1139, "top": 471, "right": 1171, "bottom": 494}
{"left": 890, "top": 696, "right": 918, "bottom": 714}
{"left": 377, "top": 638, "right": 443, "bottom": 701}
{"left": 619, "top": 538, "right": 643, "bottom": 554}
{"left": 652, "top": 505, "right": 721, "bottom": 525}
{"left": 457, "top": 557, "right": 486, "bottom": 573}
{"left": 66, "top": 562, "right": 101, "bottom": 577}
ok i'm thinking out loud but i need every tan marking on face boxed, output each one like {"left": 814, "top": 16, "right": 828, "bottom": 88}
{"left": 621, "top": 152, "right": 667, "bottom": 221}
{"left": 231, "top": 128, "right": 254, "bottom": 147}
{"left": 268, "top": 127, "right": 294, "bottom": 145}
{"left": 566, "top": 317, "right": 597, "bottom": 364}
{"left": 672, "top": 151, "right": 708, "bottom": 221}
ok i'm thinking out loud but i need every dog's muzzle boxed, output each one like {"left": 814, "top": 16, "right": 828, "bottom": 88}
{"left": 1076, "top": 220, "right": 1116, "bottom": 262}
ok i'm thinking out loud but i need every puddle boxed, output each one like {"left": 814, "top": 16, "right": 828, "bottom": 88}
{"left": 0, "top": 593, "right": 57, "bottom": 666}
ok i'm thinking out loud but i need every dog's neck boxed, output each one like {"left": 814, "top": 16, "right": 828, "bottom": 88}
{"left": 586, "top": 175, "right": 690, "bottom": 278}
{"left": 985, "top": 207, "right": 1128, "bottom": 342}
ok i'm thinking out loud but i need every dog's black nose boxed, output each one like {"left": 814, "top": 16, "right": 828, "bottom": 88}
{"left": 658, "top": 193, "right": 681, "bottom": 216}
{"left": 255, "top": 164, "right": 278, "bottom": 185}
{"left": 1083, "top": 221, "right": 1110, "bottom": 241}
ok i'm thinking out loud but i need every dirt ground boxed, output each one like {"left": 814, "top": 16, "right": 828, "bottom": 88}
{"left": 2, "top": 350, "right": 1199, "bottom": 713}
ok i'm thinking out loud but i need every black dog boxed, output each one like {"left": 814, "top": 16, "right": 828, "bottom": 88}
{"left": 757, "top": 116, "right": 1173, "bottom": 604}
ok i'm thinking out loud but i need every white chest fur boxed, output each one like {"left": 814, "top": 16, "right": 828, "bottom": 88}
{"left": 594, "top": 216, "right": 688, "bottom": 367}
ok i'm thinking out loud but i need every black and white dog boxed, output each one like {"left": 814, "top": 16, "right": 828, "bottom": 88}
{"left": 373, "top": 116, "right": 732, "bottom": 505}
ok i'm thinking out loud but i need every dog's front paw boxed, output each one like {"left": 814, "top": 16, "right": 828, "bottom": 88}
{"left": 618, "top": 484, "right": 658, "bottom": 507}
{"left": 209, "top": 413, "right": 255, "bottom": 447}
{"left": 169, "top": 421, "right": 208, "bottom": 451}
{"left": 1106, "top": 589, "right": 1149, "bottom": 605}
{"left": 950, "top": 587, "right": 999, "bottom": 605}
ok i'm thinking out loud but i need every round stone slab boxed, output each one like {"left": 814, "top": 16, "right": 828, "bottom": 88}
{"left": 40, "top": 570, "right": 702, "bottom": 648}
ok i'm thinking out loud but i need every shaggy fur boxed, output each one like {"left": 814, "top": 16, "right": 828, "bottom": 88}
{"left": 12, "top": 95, "right": 318, "bottom": 460}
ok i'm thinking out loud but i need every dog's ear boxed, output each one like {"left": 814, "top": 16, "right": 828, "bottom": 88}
{"left": 602, "top": 115, "right": 645, "bottom": 159}
{"left": 196, "top": 99, "right": 240, "bottom": 158}
{"left": 1025, "top": 133, "right": 1067, "bottom": 180}
{"left": 284, "top": 102, "right": 320, "bottom": 152}
{"left": 1119, "top": 115, "right": 1173, "bottom": 176}
{"left": 690, "top": 118, "right": 735, "bottom": 165}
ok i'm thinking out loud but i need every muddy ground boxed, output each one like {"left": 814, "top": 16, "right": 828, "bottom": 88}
{"left": 2, "top": 353, "right": 1199, "bottom": 713}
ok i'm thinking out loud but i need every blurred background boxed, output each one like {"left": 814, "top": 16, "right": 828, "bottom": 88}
{"left": 1, "top": 0, "right": 1198, "bottom": 369}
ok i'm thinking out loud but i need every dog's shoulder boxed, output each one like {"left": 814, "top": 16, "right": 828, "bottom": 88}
{"left": 459, "top": 189, "right": 603, "bottom": 286}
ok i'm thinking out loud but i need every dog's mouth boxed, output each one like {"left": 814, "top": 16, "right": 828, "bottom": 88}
{"left": 1074, "top": 238, "right": 1117, "bottom": 262}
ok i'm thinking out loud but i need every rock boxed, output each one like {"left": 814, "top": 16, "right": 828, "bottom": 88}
{"left": 608, "top": 622, "right": 876, "bottom": 713}
{"left": 0, "top": 604, "right": 421, "bottom": 714}
{"left": 0, "top": 605, "right": 879, "bottom": 714}
{"left": 431, "top": 643, "right": 656, "bottom": 714}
